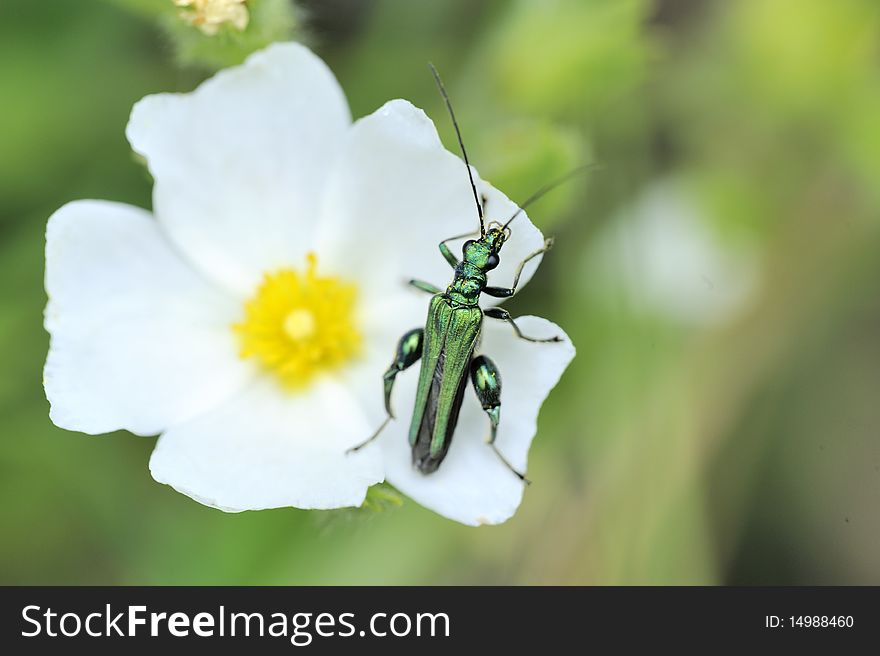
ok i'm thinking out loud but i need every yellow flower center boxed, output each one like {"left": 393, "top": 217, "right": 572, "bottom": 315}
{"left": 234, "top": 254, "right": 361, "bottom": 388}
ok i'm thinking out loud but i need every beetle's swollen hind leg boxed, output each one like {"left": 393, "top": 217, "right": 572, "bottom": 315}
{"left": 470, "top": 355, "right": 530, "bottom": 484}
{"left": 378, "top": 328, "right": 424, "bottom": 418}
{"left": 470, "top": 356, "right": 502, "bottom": 443}
{"left": 381, "top": 329, "right": 424, "bottom": 417}
{"left": 347, "top": 328, "right": 424, "bottom": 453}
{"left": 483, "top": 307, "right": 562, "bottom": 343}
{"left": 408, "top": 279, "right": 442, "bottom": 294}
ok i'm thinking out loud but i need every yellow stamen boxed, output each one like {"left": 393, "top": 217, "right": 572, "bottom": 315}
{"left": 234, "top": 254, "right": 361, "bottom": 388}
{"left": 283, "top": 309, "right": 317, "bottom": 341}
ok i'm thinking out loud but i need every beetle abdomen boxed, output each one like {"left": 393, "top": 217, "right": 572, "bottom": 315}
{"left": 408, "top": 295, "right": 482, "bottom": 474}
{"left": 412, "top": 351, "right": 469, "bottom": 473}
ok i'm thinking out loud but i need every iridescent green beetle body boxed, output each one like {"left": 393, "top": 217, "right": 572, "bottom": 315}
{"left": 352, "top": 222, "right": 558, "bottom": 481}
{"left": 348, "top": 65, "right": 568, "bottom": 482}
{"left": 409, "top": 295, "right": 481, "bottom": 473}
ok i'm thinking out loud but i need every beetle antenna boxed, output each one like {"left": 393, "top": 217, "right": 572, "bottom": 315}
{"left": 502, "top": 163, "right": 602, "bottom": 230}
{"left": 429, "top": 63, "right": 485, "bottom": 237}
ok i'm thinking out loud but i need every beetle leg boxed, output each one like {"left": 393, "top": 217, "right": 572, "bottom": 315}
{"left": 381, "top": 328, "right": 424, "bottom": 417}
{"left": 347, "top": 328, "right": 424, "bottom": 453}
{"left": 470, "top": 354, "right": 530, "bottom": 484}
{"left": 408, "top": 279, "right": 442, "bottom": 294}
{"left": 482, "top": 286, "right": 514, "bottom": 298}
{"left": 438, "top": 230, "right": 480, "bottom": 268}
{"left": 483, "top": 307, "right": 562, "bottom": 343}
{"left": 483, "top": 237, "right": 554, "bottom": 298}
{"left": 439, "top": 241, "right": 460, "bottom": 268}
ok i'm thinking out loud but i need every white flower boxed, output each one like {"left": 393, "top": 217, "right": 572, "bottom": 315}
{"left": 44, "top": 43, "right": 575, "bottom": 525}
{"left": 585, "top": 180, "right": 758, "bottom": 325}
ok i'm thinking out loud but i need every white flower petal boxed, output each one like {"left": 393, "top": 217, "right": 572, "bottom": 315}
{"left": 377, "top": 314, "right": 575, "bottom": 525}
{"left": 149, "top": 377, "right": 384, "bottom": 511}
{"left": 126, "top": 43, "right": 352, "bottom": 297}
{"left": 316, "top": 99, "right": 546, "bottom": 300}
{"left": 44, "top": 200, "right": 252, "bottom": 436}
{"left": 589, "top": 180, "right": 759, "bottom": 325}
{"left": 334, "top": 289, "right": 429, "bottom": 426}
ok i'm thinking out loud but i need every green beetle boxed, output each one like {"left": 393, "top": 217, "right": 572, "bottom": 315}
{"left": 351, "top": 65, "right": 581, "bottom": 482}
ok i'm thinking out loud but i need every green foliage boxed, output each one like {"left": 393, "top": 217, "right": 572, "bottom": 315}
{"left": 161, "top": 0, "right": 298, "bottom": 70}
{"left": 107, "top": 0, "right": 299, "bottom": 70}
{"left": 311, "top": 485, "right": 404, "bottom": 531}
{"left": 486, "top": 0, "right": 652, "bottom": 119}
{"left": 474, "top": 119, "right": 587, "bottom": 230}
{"left": 361, "top": 483, "right": 405, "bottom": 513}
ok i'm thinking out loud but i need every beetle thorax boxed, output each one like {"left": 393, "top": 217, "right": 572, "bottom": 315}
{"left": 445, "top": 229, "right": 505, "bottom": 305}
{"left": 446, "top": 261, "right": 486, "bottom": 305}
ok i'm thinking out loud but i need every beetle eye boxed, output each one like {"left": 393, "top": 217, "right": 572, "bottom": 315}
{"left": 486, "top": 253, "right": 500, "bottom": 270}
{"left": 462, "top": 239, "right": 476, "bottom": 256}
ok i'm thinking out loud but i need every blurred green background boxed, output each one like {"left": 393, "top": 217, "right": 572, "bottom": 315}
{"left": 1, "top": 0, "right": 879, "bottom": 585}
